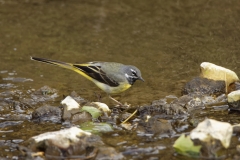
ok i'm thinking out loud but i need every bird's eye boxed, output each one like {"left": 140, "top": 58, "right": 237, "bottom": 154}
{"left": 130, "top": 69, "right": 137, "bottom": 76}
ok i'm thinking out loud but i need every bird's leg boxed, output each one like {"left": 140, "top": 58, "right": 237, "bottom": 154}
{"left": 108, "top": 95, "right": 131, "bottom": 108}
{"left": 109, "top": 95, "right": 123, "bottom": 106}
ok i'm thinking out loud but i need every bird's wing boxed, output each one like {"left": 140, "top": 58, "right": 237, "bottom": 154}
{"left": 73, "top": 63, "right": 119, "bottom": 87}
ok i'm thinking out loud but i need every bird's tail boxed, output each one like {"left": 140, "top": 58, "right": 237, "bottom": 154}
{"left": 31, "top": 57, "right": 75, "bottom": 70}
{"left": 30, "top": 57, "right": 95, "bottom": 82}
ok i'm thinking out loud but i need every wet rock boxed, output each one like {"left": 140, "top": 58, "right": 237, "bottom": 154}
{"left": 0, "top": 83, "right": 15, "bottom": 89}
{"left": 139, "top": 95, "right": 196, "bottom": 117}
{"left": 3, "top": 77, "right": 33, "bottom": 83}
{"left": 190, "top": 118, "right": 233, "bottom": 158}
{"left": 25, "top": 127, "right": 123, "bottom": 160}
{"left": 173, "top": 94, "right": 206, "bottom": 111}
{"left": 233, "top": 124, "right": 240, "bottom": 133}
{"left": 182, "top": 77, "right": 226, "bottom": 96}
{"left": 34, "top": 86, "right": 57, "bottom": 96}
{"left": 31, "top": 86, "right": 58, "bottom": 103}
{"left": 96, "top": 146, "right": 124, "bottom": 159}
{"left": 121, "top": 122, "right": 134, "bottom": 130}
{"left": 9, "top": 100, "right": 32, "bottom": 113}
{"left": 61, "top": 96, "right": 81, "bottom": 121}
{"left": 28, "top": 127, "right": 92, "bottom": 151}
{"left": 139, "top": 99, "right": 187, "bottom": 117}
{"left": 122, "top": 146, "right": 166, "bottom": 157}
{"left": 61, "top": 96, "right": 80, "bottom": 110}
{"left": 185, "top": 97, "right": 205, "bottom": 113}
{"left": 61, "top": 95, "right": 111, "bottom": 123}
{"left": 0, "top": 121, "right": 23, "bottom": 128}
{"left": 200, "top": 62, "right": 239, "bottom": 86}
{"left": 228, "top": 90, "right": 240, "bottom": 109}
{"left": 165, "top": 95, "right": 178, "bottom": 104}
{"left": 120, "top": 112, "right": 133, "bottom": 122}
{"left": 140, "top": 91, "right": 228, "bottom": 120}
{"left": 202, "top": 94, "right": 227, "bottom": 107}
{"left": 137, "top": 116, "right": 175, "bottom": 135}
{"left": 171, "top": 95, "right": 192, "bottom": 106}
{"left": 138, "top": 91, "right": 230, "bottom": 136}
{"left": 3, "top": 114, "right": 31, "bottom": 121}
{"left": 71, "top": 111, "right": 92, "bottom": 123}
{"left": 212, "top": 105, "right": 229, "bottom": 111}
{"left": 69, "top": 91, "right": 88, "bottom": 105}
{"left": 32, "top": 106, "right": 62, "bottom": 123}
{"left": 236, "top": 82, "right": 240, "bottom": 90}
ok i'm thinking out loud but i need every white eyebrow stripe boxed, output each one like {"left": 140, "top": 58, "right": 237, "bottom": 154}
{"left": 125, "top": 73, "right": 136, "bottom": 79}
{"left": 130, "top": 69, "right": 136, "bottom": 73}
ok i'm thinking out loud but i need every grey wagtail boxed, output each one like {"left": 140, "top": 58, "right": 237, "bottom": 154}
{"left": 31, "top": 57, "right": 144, "bottom": 105}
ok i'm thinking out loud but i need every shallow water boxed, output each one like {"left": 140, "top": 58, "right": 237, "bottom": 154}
{"left": 0, "top": 0, "right": 240, "bottom": 159}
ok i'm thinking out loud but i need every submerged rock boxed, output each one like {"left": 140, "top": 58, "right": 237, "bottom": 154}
{"left": 182, "top": 77, "right": 226, "bottom": 96}
{"left": 0, "top": 121, "right": 23, "bottom": 128}
{"left": 137, "top": 116, "right": 176, "bottom": 136}
{"left": 32, "top": 105, "right": 62, "bottom": 123}
{"left": 30, "top": 86, "right": 58, "bottom": 103}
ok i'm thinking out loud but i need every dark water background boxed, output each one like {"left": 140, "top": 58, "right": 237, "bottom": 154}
{"left": 0, "top": 0, "right": 240, "bottom": 159}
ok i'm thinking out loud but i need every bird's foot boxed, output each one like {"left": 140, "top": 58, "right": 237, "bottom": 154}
{"left": 109, "top": 95, "right": 131, "bottom": 109}
{"left": 115, "top": 102, "right": 131, "bottom": 109}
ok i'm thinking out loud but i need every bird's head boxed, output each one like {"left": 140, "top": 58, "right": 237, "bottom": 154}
{"left": 124, "top": 65, "right": 144, "bottom": 85}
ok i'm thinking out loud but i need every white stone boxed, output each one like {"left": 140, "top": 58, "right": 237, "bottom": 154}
{"left": 32, "top": 127, "right": 91, "bottom": 143}
{"left": 92, "top": 102, "right": 111, "bottom": 113}
{"left": 61, "top": 96, "right": 80, "bottom": 110}
{"left": 228, "top": 90, "right": 240, "bottom": 103}
{"left": 200, "top": 62, "right": 239, "bottom": 86}
{"left": 190, "top": 118, "right": 233, "bottom": 148}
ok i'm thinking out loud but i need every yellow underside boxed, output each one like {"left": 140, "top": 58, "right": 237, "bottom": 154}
{"left": 93, "top": 80, "right": 132, "bottom": 94}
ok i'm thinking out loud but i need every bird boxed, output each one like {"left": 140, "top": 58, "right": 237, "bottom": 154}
{"left": 30, "top": 57, "right": 144, "bottom": 106}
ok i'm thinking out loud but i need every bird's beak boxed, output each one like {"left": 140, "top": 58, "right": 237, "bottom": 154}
{"left": 139, "top": 77, "right": 144, "bottom": 82}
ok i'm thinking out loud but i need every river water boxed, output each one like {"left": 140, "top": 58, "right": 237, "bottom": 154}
{"left": 0, "top": 0, "right": 240, "bottom": 159}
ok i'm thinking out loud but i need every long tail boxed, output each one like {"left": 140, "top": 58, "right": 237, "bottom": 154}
{"left": 30, "top": 57, "right": 93, "bottom": 81}
{"left": 31, "top": 57, "right": 75, "bottom": 70}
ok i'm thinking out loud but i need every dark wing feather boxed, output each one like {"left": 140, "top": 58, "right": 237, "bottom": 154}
{"left": 73, "top": 64, "right": 119, "bottom": 87}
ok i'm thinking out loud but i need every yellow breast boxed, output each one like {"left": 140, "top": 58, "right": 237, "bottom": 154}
{"left": 93, "top": 80, "right": 132, "bottom": 94}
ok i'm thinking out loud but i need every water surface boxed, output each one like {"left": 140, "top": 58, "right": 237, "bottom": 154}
{"left": 0, "top": 0, "right": 240, "bottom": 158}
